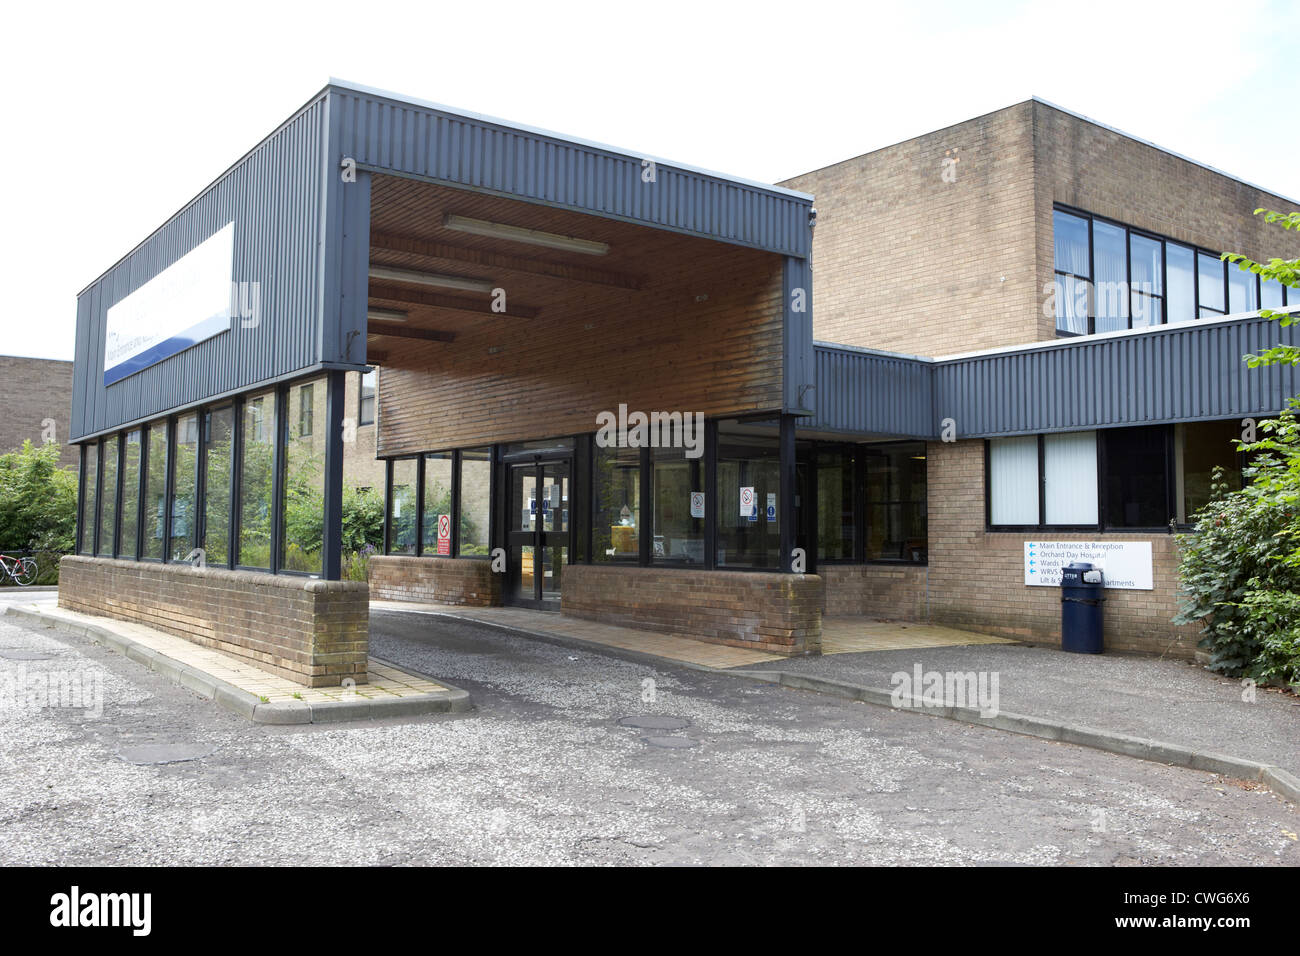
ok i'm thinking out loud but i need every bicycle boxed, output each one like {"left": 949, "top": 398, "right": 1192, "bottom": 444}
{"left": 0, "top": 552, "right": 38, "bottom": 586}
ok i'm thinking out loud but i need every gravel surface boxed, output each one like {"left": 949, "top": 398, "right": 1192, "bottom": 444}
{"left": 0, "top": 609, "right": 1294, "bottom": 866}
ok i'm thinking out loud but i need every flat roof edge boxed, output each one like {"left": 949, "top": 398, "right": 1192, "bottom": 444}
{"left": 326, "top": 78, "right": 815, "bottom": 203}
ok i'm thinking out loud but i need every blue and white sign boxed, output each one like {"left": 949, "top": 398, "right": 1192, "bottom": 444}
{"left": 103, "top": 222, "right": 236, "bottom": 386}
{"left": 1024, "top": 541, "right": 1153, "bottom": 590}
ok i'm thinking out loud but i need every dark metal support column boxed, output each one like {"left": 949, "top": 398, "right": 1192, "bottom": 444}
{"left": 704, "top": 419, "right": 717, "bottom": 570}
{"left": 779, "top": 413, "right": 796, "bottom": 573}
{"left": 270, "top": 388, "right": 287, "bottom": 573}
{"left": 449, "top": 450, "right": 462, "bottom": 557}
{"left": 322, "top": 369, "right": 346, "bottom": 580}
{"left": 415, "top": 454, "right": 427, "bottom": 556}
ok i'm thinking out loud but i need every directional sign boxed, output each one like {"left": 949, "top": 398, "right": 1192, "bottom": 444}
{"left": 1024, "top": 541, "right": 1152, "bottom": 590}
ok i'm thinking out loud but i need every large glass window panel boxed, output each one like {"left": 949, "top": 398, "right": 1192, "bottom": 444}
{"left": 282, "top": 378, "right": 324, "bottom": 573}
{"left": 96, "top": 438, "right": 118, "bottom": 557}
{"left": 593, "top": 445, "right": 640, "bottom": 563}
{"left": 238, "top": 392, "right": 275, "bottom": 568}
{"left": 143, "top": 423, "right": 167, "bottom": 560}
{"left": 202, "top": 407, "right": 234, "bottom": 566}
{"left": 1166, "top": 243, "right": 1195, "bottom": 323}
{"left": 989, "top": 436, "right": 1039, "bottom": 526}
{"left": 1227, "top": 265, "right": 1257, "bottom": 314}
{"left": 1177, "top": 420, "right": 1242, "bottom": 523}
{"left": 1198, "top": 251, "right": 1225, "bottom": 316}
{"left": 1043, "top": 431, "right": 1098, "bottom": 525}
{"left": 1103, "top": 426, "right": 1170, "bottom": 528}
{"left": 421, "top": 452, "right": 454, "bottom": 555}
{"left": 816, "top": 447, "right": 855, "bottom": 561}
{"left": 171, "top": 414, "right": 199, "bottom": 560}
{"left": 79, "top": 443, "right": 98, "bottom": 554}
{"left": 358, "top": 369, "right": 376, "bottom": 426}
{"left": 1053, "top": 210, "right": 1090, "bottom": 275}
{"left": 716, "top": 426, "right": 780, "bottom": 569}
{"left": 1092, "top": 221, "right": 1128, "bottom": 333}
{"left": 652, "top": 446, "right": 704, "bottom": 565}
{"left": 1129, "top": 234, "right": 1163, "bottom": 328}
{"left": 119, "top": 430, "right": 142, "bottom": 558}
{"left": 865, "top": 442, "right": 927, "bottom": 563}
{"left": 457, "top": 448, "right": 492, "bottom": 557}
{"left": 1055, "top": 274, "right": 1090, "bottom": 335}
{"left": 1261, "top": 277, "right": 1285, "bottom": 310}
{"left": 387, "top": 457, "right": 417, "bottom": 555}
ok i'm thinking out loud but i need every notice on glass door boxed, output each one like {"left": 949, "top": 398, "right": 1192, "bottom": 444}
{"left": 1024, "top": 541, "right": 1153, "bottom": 590}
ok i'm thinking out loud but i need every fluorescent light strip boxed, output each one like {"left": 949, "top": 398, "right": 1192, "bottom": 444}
{"left": 443, "top": 214, "right": 610, "bottom": 256}
{"left": 368, "top": 265, "right": 495, "bottom": 293}
{"left": 367, "top": 308, "right": 409, "bottom": 324}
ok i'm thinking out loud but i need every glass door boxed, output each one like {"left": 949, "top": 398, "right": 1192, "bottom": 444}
{"left": 506, "top": 458, "right": 570, "bottom": 608}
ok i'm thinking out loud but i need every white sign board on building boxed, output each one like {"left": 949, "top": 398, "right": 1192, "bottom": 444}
{"left": 103, "top": 222, "right": 235, "bottom": 386}
{"left": 1024, "top": 541, "right": 1153, "bottom": 590}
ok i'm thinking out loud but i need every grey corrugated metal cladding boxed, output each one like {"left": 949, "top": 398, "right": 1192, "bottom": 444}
{"left": 72, "top": 95, "right": 331, "bottom": 441}
{"left": 815, "top": 315, "right": 1300, "bottom": 440}
{"left": 71, "top": 82, "right": 814, "bottom": 441}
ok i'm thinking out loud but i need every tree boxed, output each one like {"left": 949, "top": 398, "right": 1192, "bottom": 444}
{"left": 0, "top": 440, "right": 77, "bottom": 583}
{"left": 1174, "top": 209, "right": 1300, "bottom": 686}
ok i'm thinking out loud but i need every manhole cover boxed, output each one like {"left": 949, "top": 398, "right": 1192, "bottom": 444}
{"left": 641, "top": 735, "right": 697, "bottom": 749}
{"left": 0, "top": 649, "right": 55, "bottom": 661}
{"left": 617, "top": 715, "right": 690, "bottom": 731}
{"left": 116, "top": 744, "right": 213, "bottom": 766}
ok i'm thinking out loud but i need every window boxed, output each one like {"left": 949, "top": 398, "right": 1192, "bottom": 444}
{"left": 652, "top": 446, "right": 704, "bottom": 565}
{"left": 358, "top": 369, "right": 377, "bottom": 426}
{"left": 815, "top": 446, "right": 856, "bottom": 561}
{"left": 143, "top": 424, "right": 167, "bottom": 561}
{"left": 1176, "top": 420, "right": 1243, "bottom": 524}
{"left": 457, "top": 448, "right": 492, "bottom": 557}
{"left": 171, "top": 414, "right": 199, "bottom": 560}
{"left": 298, "top": 382, "right": 315, "bottom": 438}
{"left": 1093, "top": 221, "right": 1128, "bottom": 333}
{"left": 1053, "top": 210, "right": 1090, "bottom": 335}
{"left": 282, "top": 378, "right": 324, "bottom": 573}
{"left": 119, "top": 430, "right": 142, "bottom": 559}
{"left": 202, "top": 406, "right": 234, "bottom": 566}
{"left": 1166, "top": 243, "right": 1195, "bottom": 324}
{"left": 1102, "top": 426, "right": 1171, "bottom": 528}
{"left": 96, "top": 437, "right": 118, "bottom": 557}
{"left": 387, "top": 458, "right": 418, "bottom": 555}
{"left": 1053, "top": 206, "right": 1278, "bottom": 334}
{"left": 1129, "top": 234, "right": 1163, "bottom": 328}
{"left": 716, "top": 424, "right": 780, "bottom": 569}
{"left": 989, "top": 432, "right": 1098, "bottom": 528}
{"left": 238, "top": 392, "right": 275, "bottom": 568}
{"left": 79, "top": 443, "right": 98, "bottom": 554}
{"left": 422, "top": 452, "right": 453, "bottom": 554}
{"left": 593, "top": 445, "right": 640, "bottom": 563}
{"left": 1198, "top": 251, "right": 1225, "bottom": 317}
{"left": 864, "top": 442, "right": 927, "bottom": 563}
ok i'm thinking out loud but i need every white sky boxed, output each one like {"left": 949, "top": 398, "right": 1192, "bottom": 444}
{"left": 2, "top": 0, "right": 1297, "bottom": 361}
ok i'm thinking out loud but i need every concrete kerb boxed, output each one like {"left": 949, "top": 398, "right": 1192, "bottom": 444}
{"left": 728, "top": 667, "right": 1297, "bottom": 804}
{"left": 2, "top": 604, "right": 471, "bottom": 724}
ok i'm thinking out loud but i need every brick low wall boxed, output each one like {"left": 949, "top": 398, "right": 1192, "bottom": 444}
{"left": 58, "top": 556, "right": 369, "bottom": 687}
{"left": 820, "top": 564, "right": 930, "bottom": 618}
{"left": 368, "top": 555, "right": 500, "bottom": 606}
{"left": 562, "top": 565, "right": 823, "bottom": 655}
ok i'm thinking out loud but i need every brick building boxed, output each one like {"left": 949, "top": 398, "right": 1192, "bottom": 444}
{"left": 0, "top": 356, "right": 76, "bottom": 468}
{"left": 63, "top": 84, "right": 1300, "bottom": 683}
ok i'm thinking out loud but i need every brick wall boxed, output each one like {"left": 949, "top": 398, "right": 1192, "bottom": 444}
{"left": 59, "top": 556, "right": 369, "bottom": 686}
{"left": 368, "top": 555, "right": 500, "bottom": 606}
{"left": 562, "top": 564, "right": 823, "bottom": 656}
{"left": 780, "top": 100, "right": 1300, "bottom": 358}
{"left": 0, "top": 356, "right": 75, "bottom": 467}
{"left": 821, "top": 440, "right": 1201, "bottom": 656}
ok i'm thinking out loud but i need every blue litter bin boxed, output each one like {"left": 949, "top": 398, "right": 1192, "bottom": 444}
{"left": 1060, "top": 561, "right": 1105, "bottom": 653}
